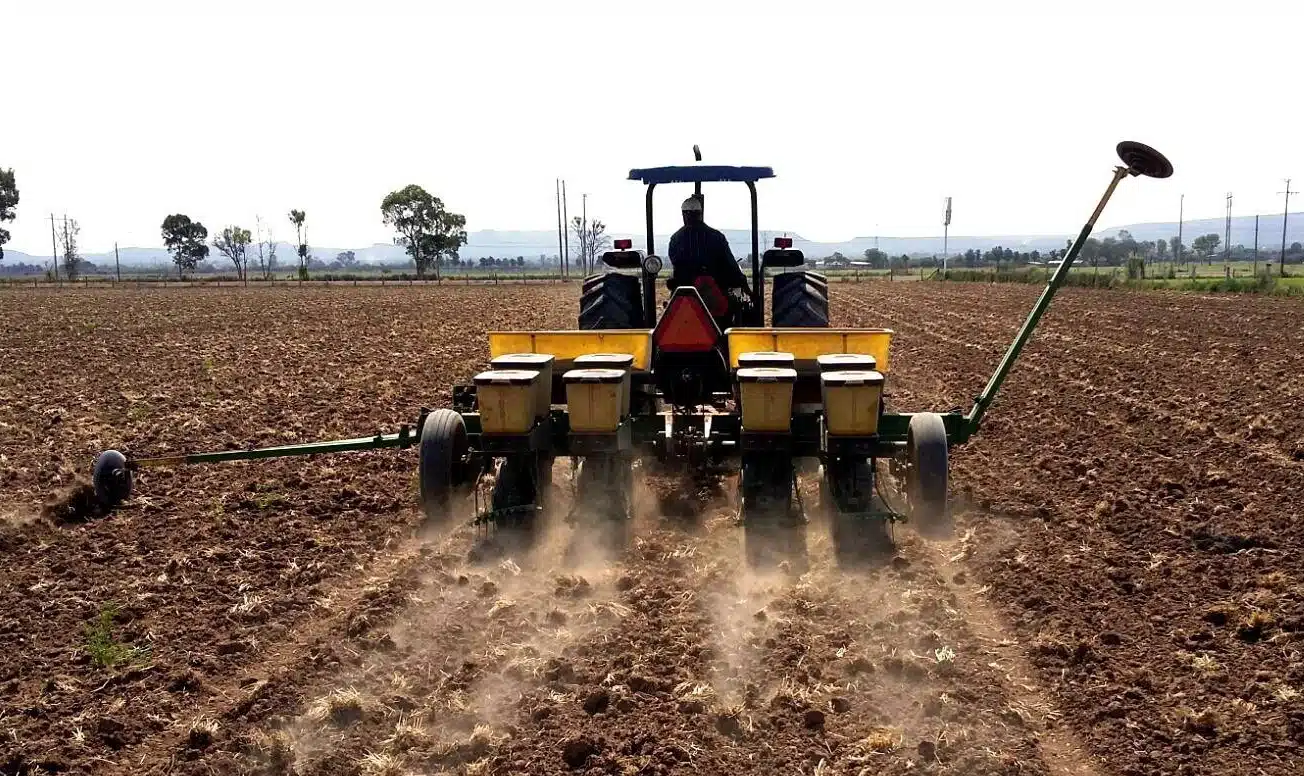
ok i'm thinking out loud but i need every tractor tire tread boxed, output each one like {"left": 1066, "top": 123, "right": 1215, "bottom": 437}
{"left": 771, "top": 271, "right": 830, "bottom": 328}
{"left": 907, "top": 412, "right": 951, "bottom": 538}
{"left": 419, "top": 409, "right": 468, "bottom": 523}
{"left": 580, "top": 273, "right": 644, "bottom": 330}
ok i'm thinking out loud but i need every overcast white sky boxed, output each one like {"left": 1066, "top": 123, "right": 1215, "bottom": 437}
{"left": 3, "top": 0, "right": 1300, "bottom": 255}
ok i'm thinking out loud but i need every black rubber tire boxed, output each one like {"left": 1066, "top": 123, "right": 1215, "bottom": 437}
{"left": 92, "top": 450, "right": 132, "bottom": 508}
{"left": 579, "top": 273, "right": 644, "bottom": 329}
{"left": 492, "top": 455, "right": 539, "bottom": 516}
{"left": 741, "top": 455, "right": 804, "bottom": 569}
{"left": 573, "top": 456, "right": 633, "bottom": 548}
{"left": 537, "top": 454, "right": 555, "bottom": 502}
{"left": 907, "top": 412, "right": 951, "bottom": 537}
{"left": 796, "top": 271, "right": 829, "bottom": 297}
{"left": 823, "top": 459, "right": 893, "bottom": 565}
{"left": 771, "top": 271, "right": 829, "bottom": 328}
{"left": 419, "top": 409, "right": 469, "bottom": 523}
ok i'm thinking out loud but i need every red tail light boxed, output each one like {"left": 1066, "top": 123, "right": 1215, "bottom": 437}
{"left": 614, "top": 238, "right": 632, "bottom": 250}
{"left": 655, "top": 294, "right": 719, "bottom": 353}
{"left": 774, "top": 236, "right": 793, "bottom": 248}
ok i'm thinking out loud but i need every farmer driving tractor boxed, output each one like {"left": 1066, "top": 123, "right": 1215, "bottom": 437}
{"left": 667, "top": 195, "right": 753, "bottom": 326}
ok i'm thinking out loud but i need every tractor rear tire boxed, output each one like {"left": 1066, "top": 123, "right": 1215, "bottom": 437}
{"left": 823, "top": 459, "right": 893, "bottom": 566}
{"left": 419, "top": 409, "right": 470, "bottom": 524}
{"left": 741, "top": 455, "right": 805, "bottom": 569}
{"left": 907, "top": 412, "right": 951, "bottom": 538}
{"left": 579, "top": 273, "right": 644, "bottom": 329}
{"left": 771, "top": 271, "right": 829, "bottom": 328}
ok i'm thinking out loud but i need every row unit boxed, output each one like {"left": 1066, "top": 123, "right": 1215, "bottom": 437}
{"left": 472, "top": 350, "right": 886, "bottom": 439}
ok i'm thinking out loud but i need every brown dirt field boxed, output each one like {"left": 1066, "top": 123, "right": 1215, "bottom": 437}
{"left": 1, "top": 282, "right": 1301, "bottom": 776}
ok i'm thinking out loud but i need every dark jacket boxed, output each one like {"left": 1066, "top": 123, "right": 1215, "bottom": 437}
{"left": 667, "top": 222, "right": 750, "bottom": 294}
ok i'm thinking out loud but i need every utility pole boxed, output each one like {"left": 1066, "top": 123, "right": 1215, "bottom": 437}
{"left": 943, "top": 196, "right": 952, "bottom": 272}
{"left": 1224, "top": 192, "right": 1232, "bottom": 273}
{"left": 555, "top": 178, "right": 564, "bottom": 279}
{"left": 60, "top": 215, "right": 73, "bottom": 283}
{"left": 114, "top": 242, "right": 121, "bottom": 283}
{"left": 1254, "top": 215, "right": 1260, "bottom": 276}
{"left": 1279, "top": 179, "right": 1296, "bottom": 277}
{"left": 562, "top": 180, "right": 570, "bottom": 278}
{"left": 49, "top": 214, "right": 60, "bottom": 285}
{"left": 1176, "top": 194, "right": 1184, "bottom": 266}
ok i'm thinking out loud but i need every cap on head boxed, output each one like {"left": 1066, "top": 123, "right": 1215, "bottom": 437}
{"left": 681, "top": 196, "right": 703, "bottom": 213}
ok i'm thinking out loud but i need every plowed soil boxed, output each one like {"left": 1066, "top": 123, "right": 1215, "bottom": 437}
{"left": 2, "top": 283, "right": 1301, "bottom": 776}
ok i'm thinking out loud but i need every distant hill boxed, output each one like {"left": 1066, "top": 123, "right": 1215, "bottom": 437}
{"left": 6, "top": 212, "right": 1303, "bottom": 268}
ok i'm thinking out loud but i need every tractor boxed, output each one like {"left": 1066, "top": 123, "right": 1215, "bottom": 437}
{"left": 90, "top": 141, "right": 1173, "bottom": 566}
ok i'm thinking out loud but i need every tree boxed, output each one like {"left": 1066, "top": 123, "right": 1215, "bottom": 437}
{"left": 862, "top": 248, "right": 888, "bottom": 269}
{"left": 1291, "top": 242, "right": 1303, "bottom": 254}
{"left": 1080, "top": 238, "right": 1102, "bottom": 268}
{"left": 570, "top": 216, "right": 610, "bottom": 275}
{"left": 1154, "top": 239, "right": 1168, "bottom": 260}
{"left": 288, "top": 209, "right": 308, "bottom": 279}
{"left": 0, "top": 167, "right": 18, "bottom": 260}
{"left": 1191, "top": 233, "right": 1220, "bottom": 260}
{"left": 60, "top": 218, "right": 81, "bottom": 281}
{"left": 161, "top": 214, "right": 210, "bottom": 278}
{"left": 1099, "top": 237, "right": 1121, "bottom": 266}
{"left": 335, "top": 250, "right": 358, "bottom": 269}
{"left": 254, "top": 216, "right": 278, "bottom": 280}
{"left": 1170, "top": 237, "right": 1183, "bottom": 263}
{"left": 1116, "top": 231, "right": 1139, "bottom": 262}
{"left": 380, "top": 185, "right": 468, "bottom": 280}
{"left": 212, "top": 225, "right": 253, "bottom": 281}
{"left": 983, "top": 246, "right": 1009, "bottom": 267}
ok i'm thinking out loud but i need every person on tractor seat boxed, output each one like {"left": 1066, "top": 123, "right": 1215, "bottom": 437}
{"left": 667, "top": 195, "right": 753, "bottom": 324}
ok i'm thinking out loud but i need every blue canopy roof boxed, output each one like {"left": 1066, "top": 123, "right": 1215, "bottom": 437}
{"left": 628, "top": 165, "right": 775, "bottom": 185}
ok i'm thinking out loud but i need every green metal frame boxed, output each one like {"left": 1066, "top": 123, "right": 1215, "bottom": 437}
{"left": 961, "top": 165, "right": 1132, "bottom": 439}
{"left": 130, "top": 424, "right": 420, "bottom": 470}
{"left": 118, "top": 165, "right": 1138, "bottom": 473}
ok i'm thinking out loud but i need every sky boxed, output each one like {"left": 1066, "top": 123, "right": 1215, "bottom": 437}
{"left": 3, "top": 0, "right": 1302, "bottom": 256}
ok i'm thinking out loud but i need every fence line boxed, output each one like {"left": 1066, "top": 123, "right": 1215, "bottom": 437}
{"left": 1, "top": 275, "right": 578, "bottom": 290}
{"left": 1, "top": 268, "right": 933, "bottom": 291}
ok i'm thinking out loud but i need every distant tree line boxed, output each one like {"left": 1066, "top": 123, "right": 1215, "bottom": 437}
{"left": 0, "top": 167, "right": 17, "bottom": 261}
{"left": 1, "top": 162, "right": 604, "bottom": 280}
{"left": 7, "top": 157, "right": 1300, "bottom": 280}
{"left": 815, "top": 229, "right": 1304, "bottom": 272}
